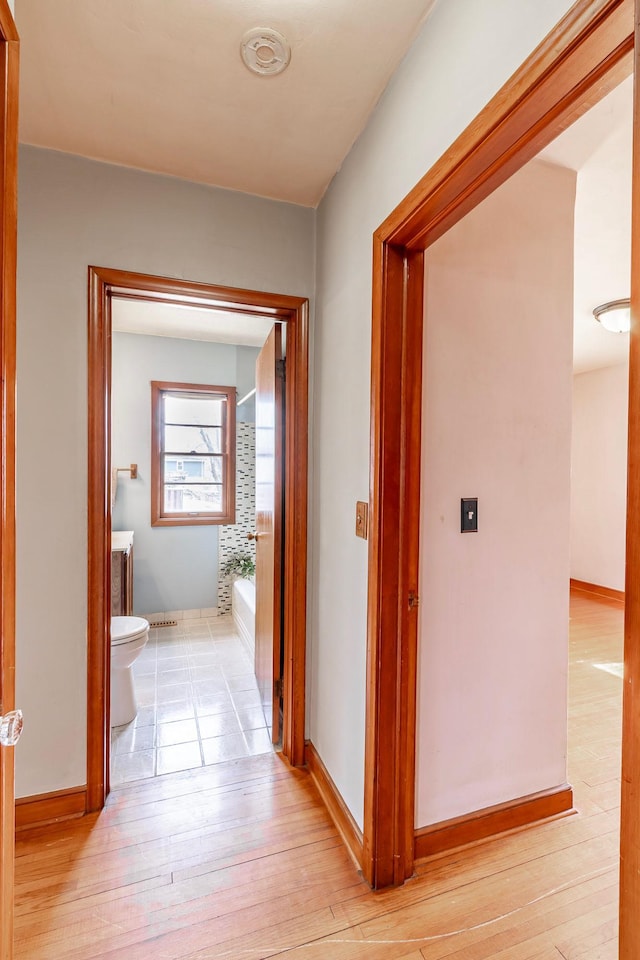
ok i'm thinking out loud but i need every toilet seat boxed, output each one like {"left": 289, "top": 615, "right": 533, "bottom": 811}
{"left": 111, "top": 615, "right": 149, "bottom": 646}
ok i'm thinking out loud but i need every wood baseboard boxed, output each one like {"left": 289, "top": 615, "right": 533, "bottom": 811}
{"left": 304, "top": 741, "right": 363, "bottom": 872}
{"left": 15, "top": 786, "right": 87, "bottom": 831}
{"left": 414, "top": 784, "right": 574, "bottom": 861}
{"left": 570, "top": 578, "right": 624, "bottom": 603}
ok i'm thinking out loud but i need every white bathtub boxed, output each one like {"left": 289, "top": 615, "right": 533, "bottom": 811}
{"left": 232, "top": 577, "right": 255, "bottom": 660}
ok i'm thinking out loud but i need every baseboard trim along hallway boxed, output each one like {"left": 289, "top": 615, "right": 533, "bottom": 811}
{"left": 414, "top": 784, "right": 575, "bottom": 860}
{"left": 15, "top": 786, "right": 87, "bottom": 831}
{"left": 570, "top": 578, "right": 624, "bottom": 603}
{"left": 304, "top": 739, "right": 364, "bottom": 871}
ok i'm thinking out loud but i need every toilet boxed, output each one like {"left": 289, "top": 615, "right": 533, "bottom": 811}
{"left": 110, "top": 616, "right": 150, "bottom": 726}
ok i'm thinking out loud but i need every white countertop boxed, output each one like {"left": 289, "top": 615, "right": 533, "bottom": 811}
{"left": 112, "top": 530, "right": 134, "bottom": 552}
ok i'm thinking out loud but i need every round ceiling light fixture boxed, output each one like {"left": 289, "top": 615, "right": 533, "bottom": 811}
{"left": 241, "top": 27, "right": 291, "bottom": 77}
{"left": 593, "top": 298, "right": 631, "bottom": 333}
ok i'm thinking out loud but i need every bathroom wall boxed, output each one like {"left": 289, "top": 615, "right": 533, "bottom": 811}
{"left": 111, "top": 330, "right": 260, "bottom": 617}
{"left": 571, "top": 361, "right": 629, "bottom": 591}
{"left": 218, "top": 422, "right": 257, "bottom": 615}
{"left": 236, "top": 347, "right": 259, "bottom": 423}
{"left": 16, "top": 146, "right": 314, "bottom": 798}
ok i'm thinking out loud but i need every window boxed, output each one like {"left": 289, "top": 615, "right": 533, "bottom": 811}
{"left": 151, "top": 381, "right": 236, "bottom": 526}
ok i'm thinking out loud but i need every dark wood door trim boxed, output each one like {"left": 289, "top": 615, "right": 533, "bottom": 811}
{"left": 621, "top": 6, "right": 640, "bottom": 955}
{"left": 365, "top": 0, "right": 636, "bottom": 913}
{"left": 87, "top": 268, "right": 309, "bottom": 812}
{"left": 364, "top": 242, "right": 424, "bottom": 888}
{"left": 0, "top": 2, "right": 17, "bottom": 41}
{"left": 86, "top": 269, "right": 111, "bottom": 810}
{"left": 0, "top": 5, "right": 19, "bottom": 958}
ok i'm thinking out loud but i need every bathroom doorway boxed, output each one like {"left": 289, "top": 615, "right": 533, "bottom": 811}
{"left": 110, "top": 315, "right": 283, "bottom": 782}
{"left": 87, "top": 268, "right": 308, "bottom": 810}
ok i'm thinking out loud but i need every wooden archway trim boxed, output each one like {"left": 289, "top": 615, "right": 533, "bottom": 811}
{"left": 87, "top": 268, "right": 309, "bottom": 812}
{"left": 365, "top": 0, "right": 636, "bottom": 923}
{"left": 0, "top": 4, "right": 18, "bottom": 958}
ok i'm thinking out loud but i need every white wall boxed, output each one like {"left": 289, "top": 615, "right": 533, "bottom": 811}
{"left": 16, "top": 147, "right": 314, "bottom": 797}
{"left": 416, "top": 161, "right": 575, "bottom": 826}
{"left": 111, "top": 332, "right": 260, "bottom": 616}
{"left": 571, "top": 362, "right": 629, "bottom": 591}
{"left": 572, "top": 89, "right": 633, "bottom": 374}
{"left": 236, "top": 347, "right": 259, "bottom": 424}
{"left": 312, "top": 0, "right": 577, "bottom": 830}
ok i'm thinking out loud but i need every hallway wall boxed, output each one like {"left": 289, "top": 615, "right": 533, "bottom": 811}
{"left": 418, "top": 160, "right": 575, "bottom": 825}
{"left": 15, "top": 0, "right": 583, "bottom": 818}
{"left": 16, "top": 147, "right": 314, "bottom": 797}
{"left": 311, "top": 0, "right": 578, "bottom": 828}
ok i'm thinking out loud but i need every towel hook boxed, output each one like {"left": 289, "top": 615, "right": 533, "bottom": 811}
{"left": 115, "top": 464, "right": 138, "bottom": 479}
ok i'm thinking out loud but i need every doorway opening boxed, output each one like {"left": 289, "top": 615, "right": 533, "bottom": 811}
{"left": 363, "top": 0, "right": 636, "bottom": 905}
{"left": 87, "top": 268, "right": 308, "bottom": 810}
{"left": 410, "top": 71, "right": 631, "bottom": 866}
{"left": 109, "top": 306, "right": 285, "bottom": 783}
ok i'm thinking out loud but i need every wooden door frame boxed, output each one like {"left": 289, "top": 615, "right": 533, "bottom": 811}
{"left": 87, "top": 267, "right": 308, "bottom": 811}
{"left": 0, "top": 4, "right": 17, "bottom": 957}
{"left": 254, "top": 324, "right": 284, "bottom": 744}
{"left": 364, "top": 0, "right": 638, "bottom": 925}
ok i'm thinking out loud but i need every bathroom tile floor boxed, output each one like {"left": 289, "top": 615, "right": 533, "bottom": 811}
{"left": 110, "top": 615, "right": 273, "bottom": 785}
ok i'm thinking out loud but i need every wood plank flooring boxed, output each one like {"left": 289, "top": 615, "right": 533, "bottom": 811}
{"left": 14, "top": 590, "right": 623, "bottom": 959}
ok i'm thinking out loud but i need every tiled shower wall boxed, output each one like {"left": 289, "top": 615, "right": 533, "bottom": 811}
{"left": 218, "top": 422, "right": 256, "bottom": 613}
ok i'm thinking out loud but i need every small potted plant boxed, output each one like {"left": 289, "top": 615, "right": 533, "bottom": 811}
{"left": 220, "top": 552, "right": 256, "bottom": 580}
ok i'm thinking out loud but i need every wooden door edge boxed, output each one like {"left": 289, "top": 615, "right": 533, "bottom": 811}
{"left": 282, "top": 303, "right": 308, "bottom": 766}
{"left": 620, "top": 5, "right": 640, "bottom": 955}
{"left": 0, "top": 7, "right": 18, "bottom": 960}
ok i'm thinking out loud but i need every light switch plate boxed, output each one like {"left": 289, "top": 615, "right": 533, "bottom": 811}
{"left": 461, "top": 498, "right": 478, "bottom": 533}
{"left": 356, "top": 501, "right": 369, "bottom": 539}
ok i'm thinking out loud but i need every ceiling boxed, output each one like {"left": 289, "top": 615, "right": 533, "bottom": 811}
{"left": 113, "top": 78, "right": 636, "bottom": 363}
{"left": 15, "top": 0, "right": 437, "bottom": 207}
{"left": 538, "top": 75, "right": 633, "bottom": 374}
{"left": 15, "top": 2, "right": 633, "bottom": 366}
{"left": 112, "top": 298, "right": 274, "bottom": 347}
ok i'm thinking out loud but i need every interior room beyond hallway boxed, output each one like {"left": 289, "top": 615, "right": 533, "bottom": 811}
{"left": 111, "top": 614, "right": 272, "bottom": 786}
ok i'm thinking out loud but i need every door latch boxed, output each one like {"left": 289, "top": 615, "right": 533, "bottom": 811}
{"left": 408, "top": 592, "right": 420, "bottom": 610}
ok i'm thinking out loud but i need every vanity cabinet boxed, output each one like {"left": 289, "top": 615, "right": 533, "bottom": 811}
{"left": 111, "top": 530, "right": 134, "bottom": 616}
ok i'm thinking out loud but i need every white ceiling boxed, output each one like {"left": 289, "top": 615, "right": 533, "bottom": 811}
{"left": 15, "top": 0, "right": 437, "bottom": 207}
{"left": 538, "top": 75, "right": 633, "bottom": 374}
{"left": 14, "top": 2, "right": 633, "bottom": 367}
{"left": 112, "top": 298, "right": 274, "bottom": 347}
{"left": 113, "top": 80, "right": 636, "bottom": 362}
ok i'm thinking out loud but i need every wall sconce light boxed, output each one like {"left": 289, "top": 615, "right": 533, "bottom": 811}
{"left": 593, "top": 299, "right": 631, "bottom": 333}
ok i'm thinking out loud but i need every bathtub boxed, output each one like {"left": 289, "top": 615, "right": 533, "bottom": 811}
{"left": 232, "top": 577, "right": 255, "bottom": 660}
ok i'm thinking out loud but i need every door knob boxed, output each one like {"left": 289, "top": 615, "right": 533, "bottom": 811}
{"left": 0, "top": 708, "right": 23, "bottom": 746}
{"left": 246, "top": 532, "right": 262, "bottom": 541}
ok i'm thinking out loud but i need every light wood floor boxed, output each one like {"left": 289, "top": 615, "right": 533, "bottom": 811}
{"left": 14, "top": 590, "right": 623, "bottom": 959}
